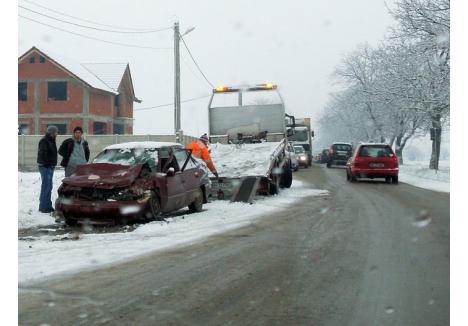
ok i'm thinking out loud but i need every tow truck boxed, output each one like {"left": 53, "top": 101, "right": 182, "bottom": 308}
{"left": 207, "top": 83, "right": 294, "bottom": 202}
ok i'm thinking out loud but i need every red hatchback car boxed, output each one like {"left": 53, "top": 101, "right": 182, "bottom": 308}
{"left": 346, "top": 143, "right": 399, "bottom": 183}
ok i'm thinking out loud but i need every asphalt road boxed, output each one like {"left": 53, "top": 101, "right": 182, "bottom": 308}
{"left": 19, "top": 164, "right": 450, "bottom": 326}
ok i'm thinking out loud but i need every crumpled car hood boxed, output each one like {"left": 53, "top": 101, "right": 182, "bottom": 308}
{"left": 62, "top": 163, "right": 144, "bottom": 189}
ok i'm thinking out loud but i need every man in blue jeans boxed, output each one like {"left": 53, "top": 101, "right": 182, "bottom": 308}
{"left": 37, "top": 125, "right": 58, "bottom": 213}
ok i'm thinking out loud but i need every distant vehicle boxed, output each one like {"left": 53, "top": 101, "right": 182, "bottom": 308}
{"left": 55, "top": 142, "right": 210, "bottom": 225}
{"left": 319, "top": 149, "right": 330, "bottom": 164}
{"left": 287, "top": 117, "right": 313, "bottom": 167}
{"left": 294, "top": 145, "right": 308, "bottom": 168}
{"left": 327, "top": 142, "right": 353, "bottom": 168}
{"left": 287, "top": 142, "right": 299, "bottom": 171}
{"left": 346, "top": 143, "right": 399, "bottom": 183}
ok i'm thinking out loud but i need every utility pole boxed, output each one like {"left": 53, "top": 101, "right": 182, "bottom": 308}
{"left": 174, "top": 21, "right": 181, "bottom": 137}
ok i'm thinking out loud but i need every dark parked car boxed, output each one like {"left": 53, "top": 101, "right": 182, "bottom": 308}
{"left": 327, "top": 142, "right": 353, "bottom": 168}
{"left": 55, "top": 142, "right": 210, "bottom": 225}
{"left": 320, "top": 149, "right": 329, "bottom": 164}
{"left": 346, "top": 143, "right": 399, "bottom": 183}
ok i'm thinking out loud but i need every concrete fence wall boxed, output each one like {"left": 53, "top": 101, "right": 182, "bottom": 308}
{"left": 18, "top": 133, "right": 199, "bottom": 171}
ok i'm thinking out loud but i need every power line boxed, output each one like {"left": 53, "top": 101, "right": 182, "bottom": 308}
{"left": 20, "top": 0, "right": 164, "bottom": 32}
{"left": 180, "top": 53, "right": 212, "bottom": 90}
{"left": 19, "top": 15, "right": 172, "bottom": 50}
{"left": 135, "top": 95, "right": 211, "bottom": 112}
{"left": 179, "top": 34, "right": 215, "bottom": 88}
{"left": 19, "top": 5, "right": 172, "bottom": 34}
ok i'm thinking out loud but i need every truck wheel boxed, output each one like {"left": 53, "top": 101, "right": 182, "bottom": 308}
{"left": 148, "top": 191, "right": 162, "bottom": 221}
{"left": 280, "top": 164, "right": 293, "bottom": 189}
{"left": 189, "top": 188, "right": 204, "bottom": 213}
{"left": 269, "top": 176, "right": 280, "bottom": 195}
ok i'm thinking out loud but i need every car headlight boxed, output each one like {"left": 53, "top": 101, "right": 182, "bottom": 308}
{"left": 299, "top": 155, "right": 307, "bottom": 160}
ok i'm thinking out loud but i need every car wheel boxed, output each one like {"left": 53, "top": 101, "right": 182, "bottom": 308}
{"left": 189, "top": 188, "right": 204, "bottom": 213}
{"left": 346, "top": 171, "right": 351, "bottom": 182}
{"left": 385, "top": 177, "right": 392, "bottom": 183}
{"left": 64, "top": 216, "right": 78, "bottom": 226}
{"left": 148, "top": 190, "right": 162, "bottom": 221}
{"left": 392, "top": 176, "right": 399, "bottom": 184}
{"left": 326, "top": 161, "right": 331, "bottom": 168}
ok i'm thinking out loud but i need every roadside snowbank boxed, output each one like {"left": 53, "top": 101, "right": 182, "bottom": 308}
{"left": 399, "top": 160, "right": 449, "bottom": 193}
{"left": 18, "top": 175, "right": 328, "bottom": 284}
{"left": 18, "top": 169, "right": 65, "bottom": 229}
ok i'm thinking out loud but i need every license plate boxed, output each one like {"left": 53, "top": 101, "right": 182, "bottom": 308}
{"left": 369, "top": 163, "right": 384, "bottom": 168}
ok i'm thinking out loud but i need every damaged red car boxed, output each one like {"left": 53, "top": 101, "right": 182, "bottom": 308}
{"left": 55, "top": 142, "right": 210, "bottom": 225}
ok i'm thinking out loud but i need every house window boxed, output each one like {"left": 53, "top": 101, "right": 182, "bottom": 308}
{"left": 113, "top": 123, "right": 124, "bottom": 135}
{"left": 40, "top": 56, "right": 46, "bottom": 63}
{"left": 93, "top": 122, "right": 107, "bottom": 135}
{"left": 47, "top": 81, "right": 67, "bottom": 101}
{"left": 18, "top": 124, "right": 29, "bottom": 135}
{"left": 29, "top": 56, "right": 35, "bottom": 64}
{"left": 18, "top": 82, "right": 27, "bottom": 101}
{"left": 47, "top": 123, "right": 67, "bottom": 135}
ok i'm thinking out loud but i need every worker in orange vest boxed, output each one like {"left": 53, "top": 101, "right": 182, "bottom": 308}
{"left": 186, "top": 134, "right": 219, "bottom": 178}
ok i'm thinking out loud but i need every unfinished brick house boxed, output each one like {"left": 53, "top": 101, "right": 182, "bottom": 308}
{"left": 18, "top": 46, "right": 140, "bottom": 135}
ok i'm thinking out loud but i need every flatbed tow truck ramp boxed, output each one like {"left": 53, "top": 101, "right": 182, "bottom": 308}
{"left": 208, "top": 140, "right": 292, "bottom": 203}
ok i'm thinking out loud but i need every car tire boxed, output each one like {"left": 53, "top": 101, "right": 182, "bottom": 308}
{"left": 64, "top": 216, "right": 78, "bottom": 226}
{"left": 148, "top": 190, "right": 162, "bottom": 221}
{"left": 326, "top": 161, "right": 331, "bottom": 168}
{"left": 280, "top": 164, "right": 293, "bottom": 189}
{"left": 189, "top": 188, "right": 204, "bottom": 213}
{"left": 346, "top": 171, "right": 351, "bottom": 182}
{"left": 392, "top": 176, "right": 399, "bottom": 184}
{"left": 385, "top": 177, "right": 392, "bottom": 183}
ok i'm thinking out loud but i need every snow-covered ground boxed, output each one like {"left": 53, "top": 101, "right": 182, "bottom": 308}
{"left": 18, "top": 171, "right": 328, "bottom": 284}
{"left": 399, "top": 160, "right": 450, "bottom": 193}
{"left": 18, "top": 169, "right": 66, "bottom": 229}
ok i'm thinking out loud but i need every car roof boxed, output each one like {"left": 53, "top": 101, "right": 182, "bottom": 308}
{"left": 358, "top": 142, "right": 391, "bottom": 147}
{"left": 332, "top": 142, "right": 352, "bottom": 146}
{"left": 104, "top": 141, "right": 183, "bottom": 150}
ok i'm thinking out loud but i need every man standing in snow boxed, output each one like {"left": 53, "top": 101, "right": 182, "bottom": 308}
{"left": 37, "top": 125, "right": 58, "bottom": 213}
{"left": 186, "top": 134, "right": 219, "bottom": 178}
{"left": 58, "top": 126, "right": 90, "bottom": 177}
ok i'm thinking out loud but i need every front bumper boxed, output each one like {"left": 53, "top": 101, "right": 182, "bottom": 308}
{"left": 55, "top": 194, "right": 150, "bottom": 221}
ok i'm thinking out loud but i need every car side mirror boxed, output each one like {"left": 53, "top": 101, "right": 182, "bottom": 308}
{"left": 166, "top": 167, "right": 175, "bottom": 177}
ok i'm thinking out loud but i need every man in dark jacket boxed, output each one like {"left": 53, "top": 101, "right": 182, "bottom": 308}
{"left": 37, "top": 125, "right": 58, "bottom": 213}
{"left": 58, "top": 126, "right": 90, "bottom": 177}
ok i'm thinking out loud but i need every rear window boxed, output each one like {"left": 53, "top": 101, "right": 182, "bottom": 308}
{"left": 333, "top": 144, "right": 352, "bottom": 151}
{"left": 358, "top": 146, "right": 394, "bottom": 157}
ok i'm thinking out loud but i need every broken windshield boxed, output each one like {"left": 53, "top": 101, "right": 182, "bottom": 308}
{"left": 93, "top": 148, "right": 158, "bottom": 170}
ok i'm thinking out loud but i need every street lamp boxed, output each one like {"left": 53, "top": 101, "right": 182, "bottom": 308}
{"left": 174, "top": 22, "right": 195, "bottom": 138}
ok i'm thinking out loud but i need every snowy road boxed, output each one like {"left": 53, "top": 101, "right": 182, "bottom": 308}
{"left": 19, "top": 164, "right": 449, "bottom": 325}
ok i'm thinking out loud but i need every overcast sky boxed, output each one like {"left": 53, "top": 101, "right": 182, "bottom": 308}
{"left": 18, "top": 0, "right": 397, "bottom": 136}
